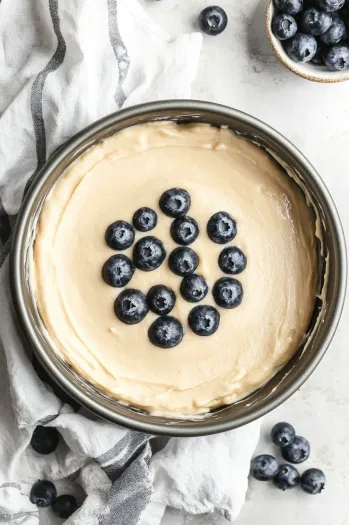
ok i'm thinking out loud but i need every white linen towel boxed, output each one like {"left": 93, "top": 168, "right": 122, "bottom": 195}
{"left": 139, "top": 424, "right": 261, "bottom": 525}
{"left": 0, "top": 0, "right": 260, "bottom": 523}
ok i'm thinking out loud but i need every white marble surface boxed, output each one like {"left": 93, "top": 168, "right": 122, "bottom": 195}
{"left": 139, "top": 1, "right": 349, "bottom": 524}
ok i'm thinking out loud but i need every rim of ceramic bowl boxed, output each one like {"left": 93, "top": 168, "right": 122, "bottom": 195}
{"left": 265, "top": 0, "right": 349, "bottom": 83}
{"left": 10, "top": 100, "right": 347, "bottom": 436}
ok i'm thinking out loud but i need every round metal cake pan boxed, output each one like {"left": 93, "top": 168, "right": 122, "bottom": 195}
{"left": 10, "top": 100, "right": 347, "bottom": 436}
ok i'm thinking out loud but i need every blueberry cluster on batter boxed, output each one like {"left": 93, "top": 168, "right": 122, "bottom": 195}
{"left": 102, "top": 189, "right": 247, "bottom": 348}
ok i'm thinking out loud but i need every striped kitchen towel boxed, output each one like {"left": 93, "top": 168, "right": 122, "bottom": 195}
{"left": 0, "top": 1, "right": 260, "bottom": 524}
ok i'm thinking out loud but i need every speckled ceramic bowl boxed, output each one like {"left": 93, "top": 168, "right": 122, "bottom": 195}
{"left": 266, "top": 0, "right": 349, "bottom": 83}
{"left": 10, "top": 100, "right": 347, "bottom": 436}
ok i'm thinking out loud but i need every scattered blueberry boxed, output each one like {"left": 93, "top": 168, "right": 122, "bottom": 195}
{"left": 274, "top": 0, "right": 303, "bottom": 15}
{"left": 30, "top": 426, "right": 60, "bottom": 455}
{"left": 52, "top": 495, "right": 79, "bottom": 519}
{"left": 273, "top": 464, "right": 301, "bottom": 490}
{"left": 159, "top": 188, "right": 191, "bottom": 218}
{"left": 30, "top": 480, "right": 57, "bottom": 507}
{"left": 212, "top": 277, "right": 243, "bottom": 309}
{"left": 273, "top": 14, "right": 298, "bottom": 40}
{"left": 148, "top": 316, "right": 184, "bottom": 348}
{"left": 114, "top": 289, "right": 149, "bottom": 325}
{"left": 250, "top": 455, "right": 279, "bottom": 481}
{"left": 281, "top": 435, "right": 311, "bottom": 464}
{"left": 302, "top": 8, "right": 332, "bottom": 35}
{"left": 198, "top": 6, "right": 228, "bottom": 36}
{"left": 301, "top": 468, "right": 326, "bottom": 494}
{"left": 102, "top": 254, "right": 134, "bottom": 288}
{"left": 271, "top": 422, "right": 296, "bottom": 448}
{"left": 147, "top": 285, "right": 176, "bottom": 315}
{"left": 180, "top": 274, "right": 208, "bottom": 303}
{"left": 105, "top": 220, "right": 135, "bottom": 250}
{"left": 218, "top": 246, "right": 247, "bottom": 275}
{"left": 188, "top": 305, "right": 220, "bottom": 336}
{"left": 170, "top": 216, "right": 199, "bottom": 246}
{"left": 285, "top": 33, "right": 317, "bottom": 62}
{"left": 133, "top": 236, "right": 166, "bottom": 271}
{"left": 324, "top": 43, "right": 349, "bottom": 70}
{"left": 168, "top": 247, "right": 199, "bottom": 276}
{"left": 320, "top": 16, "right": 346, "bottom": 44}
{"left": 132, "top": 207, "right": 158, "bottom": 232}
{"left": 207, "top": 211, "right": 237, "bottom": 244}
{"left": 252, "top": 418, "right": 325, "bottom": 495}
{"left": 317, "top": 0, "right": 345, "bottom": 12}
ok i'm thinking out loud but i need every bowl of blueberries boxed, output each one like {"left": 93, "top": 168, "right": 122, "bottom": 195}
{"left": 266, "top": 0, "right": 349, "bottom": 82}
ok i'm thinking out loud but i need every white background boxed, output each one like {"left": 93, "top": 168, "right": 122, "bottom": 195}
{"left": 139, "top": 1, "right": 349, "bottom": 524}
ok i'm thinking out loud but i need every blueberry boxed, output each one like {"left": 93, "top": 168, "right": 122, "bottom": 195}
{"left": 207, "top": 212, "right": 237, "bottom": 244}
{"left": 147, "top": 285, "right": 176, "bottom": 315}
{"left": 212, "top": 277, "right": 243, "bottom": 309}
{"left": 302, "top": 8, "right": 332, "bottom": 35}
{"left": 132, "top": 207, "right": 157, "bottom": 232}
{"left": 198, "top": 6, "right": 228, "bottom": 36}
{"left": 188, "top": 305, "right": 220, "bottom": 336}
{"left": 133, "top": 236, "right": 166, "bottom": 271}
{"left": 317, "top": 0, "right": 345, "bottom": 12}
{"left": 30, "top": 426, "right": 60, "bottom": 455}
{"left": 320, "top": 17, "right": 346, "bottom": 44}
{"left": 102, "top": 254, "right": 134, "bottom": 288}
{"left": 148, "top": 316, "right": 184, "bottom": 348}
{"left": 272, "top": 14, "right": 298, "bottom": 40}
{"left": 218, "top": 246, "right": 247, "bottom": 275}
{"left": 180, "top": 274, "right": 208, "bottom": 303}
{"left": 285, "top": 33, "right": 318, "bottom": 62}
{"left": 301, "top": 468, "right": 326, "bottom": 494}
{"left": 171, "top": 216, "right": 199, "bottom": 246}
{"left": 281, "top": 435, "right": 310, "bottom": 463}
{"left": 250, "top": 455, "right": 279, "bottom": 481}
{"left": 30, "top": 480, "right": 57, "bottom": 507}
{"left": 168, "top": 247, "right": 199, "bottom": 276}
{"left": 274, "top": 0, "right": 303, "bottom": 15}
{"left": 271, "top": 422, "right": 296, "bottom": 448}
{"left": 52, "top": 495, "right": 79, "bottom": 519}
{"left": 114, "top": 289, "right": 149, "bottom": 325}
{"left": 105, "top": 220, "right": 135, "bottom": 250}
{"left": 159, "top": 188, "right": 191, "bottom": 218}
{"left": 324, "top": 43, "right": 349, "bottom": 69}
{"left": 273, "top": 464, "right": 300, "bottom": 490}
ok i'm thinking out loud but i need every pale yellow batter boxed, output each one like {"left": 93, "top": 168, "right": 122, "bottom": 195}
{"left": 33, "top": 123, "right": 318, "bottom": 416}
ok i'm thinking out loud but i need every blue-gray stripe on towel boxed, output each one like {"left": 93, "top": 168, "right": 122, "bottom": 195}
{"left": 94, "top": 431, "right": 149, "bottom": 467}
{"left": 29, "top": 0, "right": 67, "bottom": 176}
